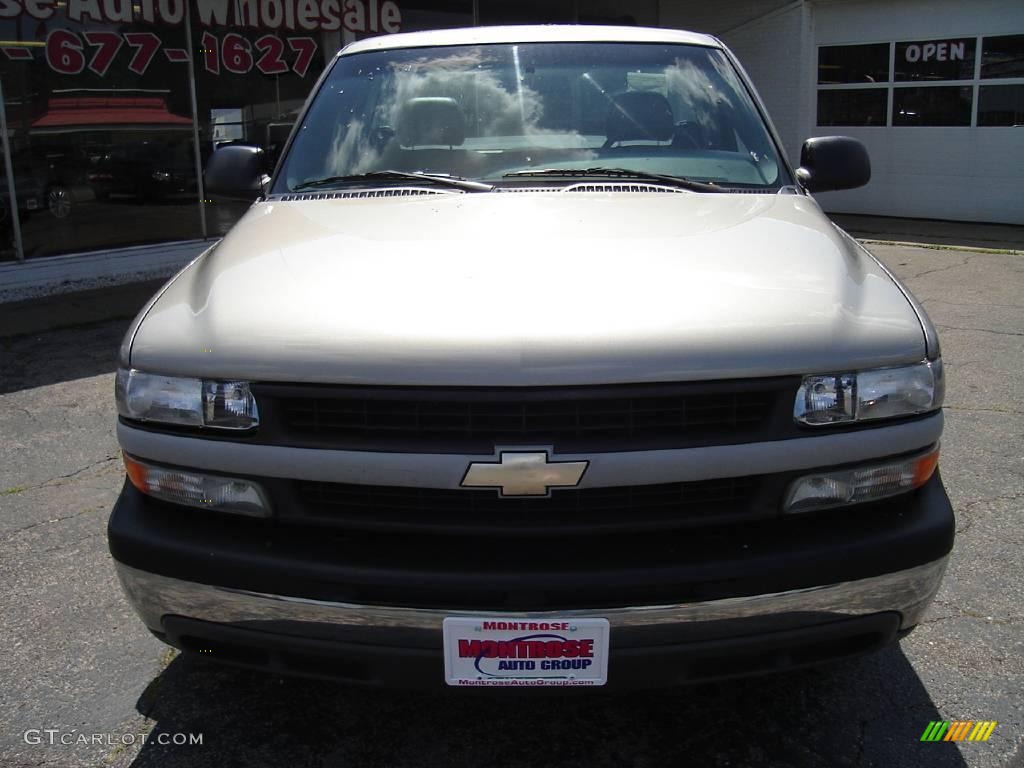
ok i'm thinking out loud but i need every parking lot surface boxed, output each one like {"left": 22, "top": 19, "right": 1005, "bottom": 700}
{"left": 1, "top": 241, "right": 1022, "bottom": 768}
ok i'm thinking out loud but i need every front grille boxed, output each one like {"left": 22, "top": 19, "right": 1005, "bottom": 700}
{"left": 278, "top": 474, "right": 778, "bottom": 536}
{"left": 275, "top": 188, "right": 446, "bottom": 201}
{"left": 254, "top": 379, "right": 799, "bottom": 452}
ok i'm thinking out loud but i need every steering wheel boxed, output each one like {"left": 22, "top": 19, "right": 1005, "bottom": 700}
{"left": 671, "top": 121, "right": 703, "bottom": 150}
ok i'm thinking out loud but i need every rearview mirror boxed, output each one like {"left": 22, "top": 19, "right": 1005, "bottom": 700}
{"left": 204, "top": 145, "right": 270, "bottom": 200}
{"left": 796, "top": 136, "right": 870, "bottom": 193}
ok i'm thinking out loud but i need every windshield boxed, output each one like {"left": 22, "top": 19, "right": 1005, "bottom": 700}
{"left": 275, "top": 42, "right": 789, "bottom": 193}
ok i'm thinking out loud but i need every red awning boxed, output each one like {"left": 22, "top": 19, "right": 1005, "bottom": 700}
{"left": 32, "top": 96, "right": 193, "bottom": 129}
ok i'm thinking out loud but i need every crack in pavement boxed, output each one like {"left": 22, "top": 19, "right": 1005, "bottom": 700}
{"left": 853, "top": 719, "right": 868, "bottom": 767}
{"left": 38, "top": 530, "right": 107, "bottom": 555}
{"left": 4, "top": 455, "right": 119, "bottom": 497}
{"left": 945, "top": 406, "right": 1024, "bottom": 416}
{"left": 914, "top": 298, "right": 1024, "bottom": 309}
{"left": 0, "top": 506, "right": 108, "bottom": 543}
{"left": 952, "top": 492, "right": 1023, "bottom": 537}
{"left": 935, "top": 324, "right": 1024, "bottom": 337}
{"left": 1, "top": 405, "right": 40, "bottom": 425}
{"left": 956, "top": 493, "right": 1024, "bottom": 515}
{"left": 922, "top": 604, "right": 1024, "bottom": 627}
{"left": 0, "top": 456, "right": 120, "bottom": 543}
{"left": 898, "top": 255, "right": 975, "bottom": 281}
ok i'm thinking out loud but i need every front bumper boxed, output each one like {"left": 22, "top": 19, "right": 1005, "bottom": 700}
{"left": 115, "top": 558, "right": 947, "bottom": 688}
{"left": 109, "top": 472, "right": 954, "bottom": 688}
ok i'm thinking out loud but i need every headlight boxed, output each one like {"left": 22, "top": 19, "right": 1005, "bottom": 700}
{"left": 784, "top": 446, "right": 939, "bottom": 514}
{"left": 794, "top": 360, "right": 943, "bottom": 426}
{"left": 123, "top": 453, "right": 271, "bottom": 517}
{"left": 115, "top": 368, "right": 259, "bottom": 430}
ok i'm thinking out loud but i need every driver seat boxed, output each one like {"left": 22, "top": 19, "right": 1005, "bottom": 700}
{"left": 604, "top": 91, "right": 675, "bottom": 148}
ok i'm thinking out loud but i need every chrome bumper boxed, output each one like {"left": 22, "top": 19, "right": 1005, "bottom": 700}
{"left": 115, "top": 557, "right": 947, "bottom": 635}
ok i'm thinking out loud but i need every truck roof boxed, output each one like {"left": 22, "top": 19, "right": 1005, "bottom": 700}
{"left": 340, "top": 25, "right": 721, "bottom": 57}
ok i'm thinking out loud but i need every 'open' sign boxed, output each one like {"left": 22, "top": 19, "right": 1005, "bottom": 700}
{"left": 904, "top": 41, "right": 967, "bottom": 63}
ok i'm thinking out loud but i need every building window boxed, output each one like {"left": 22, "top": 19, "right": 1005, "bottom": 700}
{"left": 192, "top": 24, "right": 328, "bottom": 238}
{"left": 978, "top": 84, "right": 1024, "bottom": 126}
{"left": 817, "top": 33, "right": 1024, "bottom": 129}
{"left": 976, "top": 34, "right": 1024, "bottom": 126}
{"left": 817, "top": 44, "right": 890, "bottom": 84}
{"left": 0, "top": 16, "right": 201, "bottom": 261}
{"left": 816, "top": 43, "right": 890, "bottom": 127}
{"left": 0, "top": 0, "right": 421, "bottom": 261}
{"left": 578, "top": 0, "right": 658, "bottom": 26}
{"left": 398, "top": 0, "right": 472, "bottom": 31}
{"left": 894, "top": 38, "right": 976, "bottom": 81}
{"left": 981, "top": 35, "right": 1024, "bottom": 79}
{"left": 893, "top": 86, "right": 973, "bottom": 126}
{"left": 478, "top": 0, "right": 575, "bottom": 24}
{"left": 817, "top": 89, "right": 888, "bottom": 126}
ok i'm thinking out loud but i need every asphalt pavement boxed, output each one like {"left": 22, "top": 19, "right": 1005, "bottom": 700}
{"left": 0, "top": 241, "right": 1022, "bottom": 768}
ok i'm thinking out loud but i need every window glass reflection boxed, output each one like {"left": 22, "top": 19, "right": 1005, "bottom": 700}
{"left": 0, "top": 16, "right": 201, "bottom": 260}
{"left": 892, "top": 86, "right": 972, "bottom": 126}
{"left": 980, "top": 35, "right": 1024, "bottom": 79}
{"left": 279, "top": 43, "right": 787, "bottom": 191}
{"left": 978, "top": 84, "right": 1024, "bottom": 126}
{"left": 818, "top": 44, "right": 890, "bottom": 85}
{"left": 817, "top": 88, "right": 888, "bottom": 126}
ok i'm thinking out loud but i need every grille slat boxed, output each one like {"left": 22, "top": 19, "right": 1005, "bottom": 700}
{"left": 288, "top": 476, "right": 769, "bottom": 536}
{"left": 265, "top": 382, "right": 786, "bottom": 451}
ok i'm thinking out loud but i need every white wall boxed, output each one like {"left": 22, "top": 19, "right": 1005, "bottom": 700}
{"left": 660, "top": 0, "right": 1024, "bottom": 224}
{"left": 810, "top": 0, "right": 1024, "bottom": 224}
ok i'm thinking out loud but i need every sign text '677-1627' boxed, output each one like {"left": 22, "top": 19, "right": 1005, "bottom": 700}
{"left": 41, "top": 29, "right": 318, "bottom": 77}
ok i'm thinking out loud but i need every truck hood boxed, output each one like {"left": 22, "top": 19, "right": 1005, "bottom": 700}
{"left": 130, "top": 191, "right": 926, "bottom": 385}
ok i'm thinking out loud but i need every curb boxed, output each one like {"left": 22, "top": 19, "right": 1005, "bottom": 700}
{"left": 857, "top": 238, "right": 1023, "bottom": 257}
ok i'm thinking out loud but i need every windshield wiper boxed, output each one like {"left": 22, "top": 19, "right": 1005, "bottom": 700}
{"left": 293, "top": 170, "right": 493, "bottom": 193}
{"left": 503, "top": 167, "right": 723, "bottom": 193}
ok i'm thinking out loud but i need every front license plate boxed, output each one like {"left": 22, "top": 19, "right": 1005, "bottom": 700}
{"left": 442, "top": 617, "right": 610, "bottom": 687}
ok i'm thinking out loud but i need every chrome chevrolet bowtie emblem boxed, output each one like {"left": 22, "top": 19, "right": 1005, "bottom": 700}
{"left": 461, "top": 451, "right": 589, "bottom": 497}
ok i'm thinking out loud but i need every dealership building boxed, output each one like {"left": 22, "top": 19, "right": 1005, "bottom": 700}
{"left": 0, "top": 0, "right": 1021, "bottom": 294}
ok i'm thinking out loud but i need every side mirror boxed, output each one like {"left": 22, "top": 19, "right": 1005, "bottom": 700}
{"left": 204, "top": 145, "right": 270, "bottom": 200}
{"left": 796, "top": 136, "right": 870, "bottom": 193}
